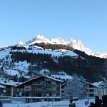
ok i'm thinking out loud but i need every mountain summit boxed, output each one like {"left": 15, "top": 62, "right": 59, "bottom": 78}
{"left": 25, "top": 35, "right": 107, "bottom": 58}
{"left": 26, "top": 35, "right": 65, "bottom": 45}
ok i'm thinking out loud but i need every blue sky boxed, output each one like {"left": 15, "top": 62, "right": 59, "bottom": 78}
{"left": 0, "top": 0, "right": 107, "bottom": 52}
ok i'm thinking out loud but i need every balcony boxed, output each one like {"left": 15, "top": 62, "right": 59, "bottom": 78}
{"left": 32, "top": 87, "right": 56, "bottom": 92}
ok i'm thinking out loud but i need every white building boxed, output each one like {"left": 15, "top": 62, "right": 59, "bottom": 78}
{"left": 93, "top": 81, "right": 107, "bottom": 98}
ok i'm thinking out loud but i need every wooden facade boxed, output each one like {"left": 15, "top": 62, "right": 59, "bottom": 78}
{"left": 15, "top": 75, "right": 63, "bottom": 102}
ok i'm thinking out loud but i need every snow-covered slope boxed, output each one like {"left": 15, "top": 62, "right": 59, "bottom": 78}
{"left": 0, "top": 48, "right": 30, "bottom": 76}
{"left": 0, "top": 44, "right": 78, "bottom": 77}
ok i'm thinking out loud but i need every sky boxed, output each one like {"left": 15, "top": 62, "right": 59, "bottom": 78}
{"left": 0, "top": 0, "right": 107, "bottom": 52}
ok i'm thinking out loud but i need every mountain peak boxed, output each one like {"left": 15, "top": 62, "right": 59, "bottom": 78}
{"left": 67, "top": 38, "right": 85, "bottom": 51}
{"left": 26, "top": 34, "right": 91, "bottom": 51}
{"left": 29, "top": 34, "right": 50, "bottom": 45}
{"left": 36, "top": 34, "right": 45, "bottom": 40}
{"left": 25, "top": 34, "right": 107, "bottom": 58}
{"left": 17, "top": 41, "right": 24, "bottom": 47}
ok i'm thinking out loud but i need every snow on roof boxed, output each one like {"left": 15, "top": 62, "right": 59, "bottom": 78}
{"left": 83, "top": 81, "right": 98, "bottom": 88}
{"left": 0, "top": 78, "right": 19, "bottom": 86}
{"left": 52, "top": 74, "right": 72, "bottom": 80}
{"left": 0, "top": 84, "right": 5, "bottom": 88}
{"left": 1, "top": 81, "right": 18, "bottom": 86}
{"left": 16, "top": 75, "right": 41, "bottom": 87}
{"left": 92, "top": 81, "right": 103, "bottom": 87}
{"left": 44, "top": 75, "right": 63, "bottom": 82}
{"left": 16, "top": 74, "right": 63, "bottom": 87}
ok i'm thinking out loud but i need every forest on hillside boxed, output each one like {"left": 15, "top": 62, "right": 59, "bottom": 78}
{"left": 10, "top": 48, "right": 106, "bottom": 82}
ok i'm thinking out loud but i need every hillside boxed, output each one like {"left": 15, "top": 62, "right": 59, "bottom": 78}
{"left": 0, "top": 35, "right": 107, "bottom": 82}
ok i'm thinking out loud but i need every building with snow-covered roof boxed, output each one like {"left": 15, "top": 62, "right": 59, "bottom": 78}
{"left": 15, "top": 75, "right": 63, "bottom": 103}
{"left": 92, "top": 81, "right": 107, "bottom": 98}
{"left": 84, "top": 82, "right": 98, "bottom": 98}
{"left": 83, "top": 81, "right": 107, "bottom": 98}
{"left": 0, "top": 78, "right": 19, "bottom": 97}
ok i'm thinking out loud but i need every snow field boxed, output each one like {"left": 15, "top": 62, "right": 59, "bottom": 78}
{"left": 3, "top": 99, "right": 94, "bottom": 107}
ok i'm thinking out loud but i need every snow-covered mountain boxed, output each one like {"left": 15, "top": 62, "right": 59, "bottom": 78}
{"left": 26, "top": 35, "right": 107, "bottom": 58}
{"left": 0, "top": 41, "right": 77, "bottom": 77}
{"left": 1, "top": 35, "right": 107, "bottom": 59}
{"left": 26, "top": 35, "right": 65, "bottom": 45}
{"left": 0, "top": 35, "right": 107, "bottom": 82}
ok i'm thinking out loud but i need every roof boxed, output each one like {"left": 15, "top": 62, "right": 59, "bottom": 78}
{"left": 0, "top": 78, "right": 19, "bottom": 86}
{"left": 16, "top": 75, "right": 41, "bottom": 87}
{"left": 45, "top": 75, "right": 63, "bottom": 82}
{"left": 92, "top": 81, "right": 103, "bottom": 87}
{"left": 16, "top": 74, "right": 63, "bottom": 88}
{"left": 0, "top": 84, "right": 5, "bottom": 88}
{"left": 83, "top": 81, "right": 98, "bottom": 88}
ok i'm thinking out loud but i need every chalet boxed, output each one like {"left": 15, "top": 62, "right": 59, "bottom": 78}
{"left": 92, "top": 81, "right": 107, "bottom": 98}
{"left": 85, "top": 82, "right": 98, "bottom": 98}
{"left": 0, "top": 79, "right": 19, "bottom": 103}
{"left": 83, "top": 81, "right": 107, "bottom": 98}
{"left": 15, "top": 75, "right": 63, "bottom": 103}
{"left": 0, "top": 79, "right": 19, "bottom": 97}
{"left": 1, "top": 83, "right": 14, "bottom": 96}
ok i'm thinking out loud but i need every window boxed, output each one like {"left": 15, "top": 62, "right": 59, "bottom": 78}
{"left": 89, "top": 94, "right": 94, "bottom": 97}
{"left": 24, "top": 86, "right": 31, "bottom": 91}
{"left": 89, "top": 89, "right": 94, "bottom": 92}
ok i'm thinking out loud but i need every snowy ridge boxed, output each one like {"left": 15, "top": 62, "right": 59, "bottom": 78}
{"left": 0, "top": 35, "right": 107, "bottom": 58}
{"left": 27, "top": 35, "right": 65, "bottom": 45}
{"left": 26, "top": 35, "right": 107, "bottom": 58}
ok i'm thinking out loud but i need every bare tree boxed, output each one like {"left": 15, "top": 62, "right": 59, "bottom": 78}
{"left": 62, "top": 74, "right": 85, "bottom": 100}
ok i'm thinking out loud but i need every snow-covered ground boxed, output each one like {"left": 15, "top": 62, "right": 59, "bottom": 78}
{"left": 2, "top": 99, "right": 94, "bottom": 107}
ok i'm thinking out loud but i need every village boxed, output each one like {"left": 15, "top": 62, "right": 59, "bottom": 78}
{"left": 0, "top": 72, "right": 107, "bottom": 104}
